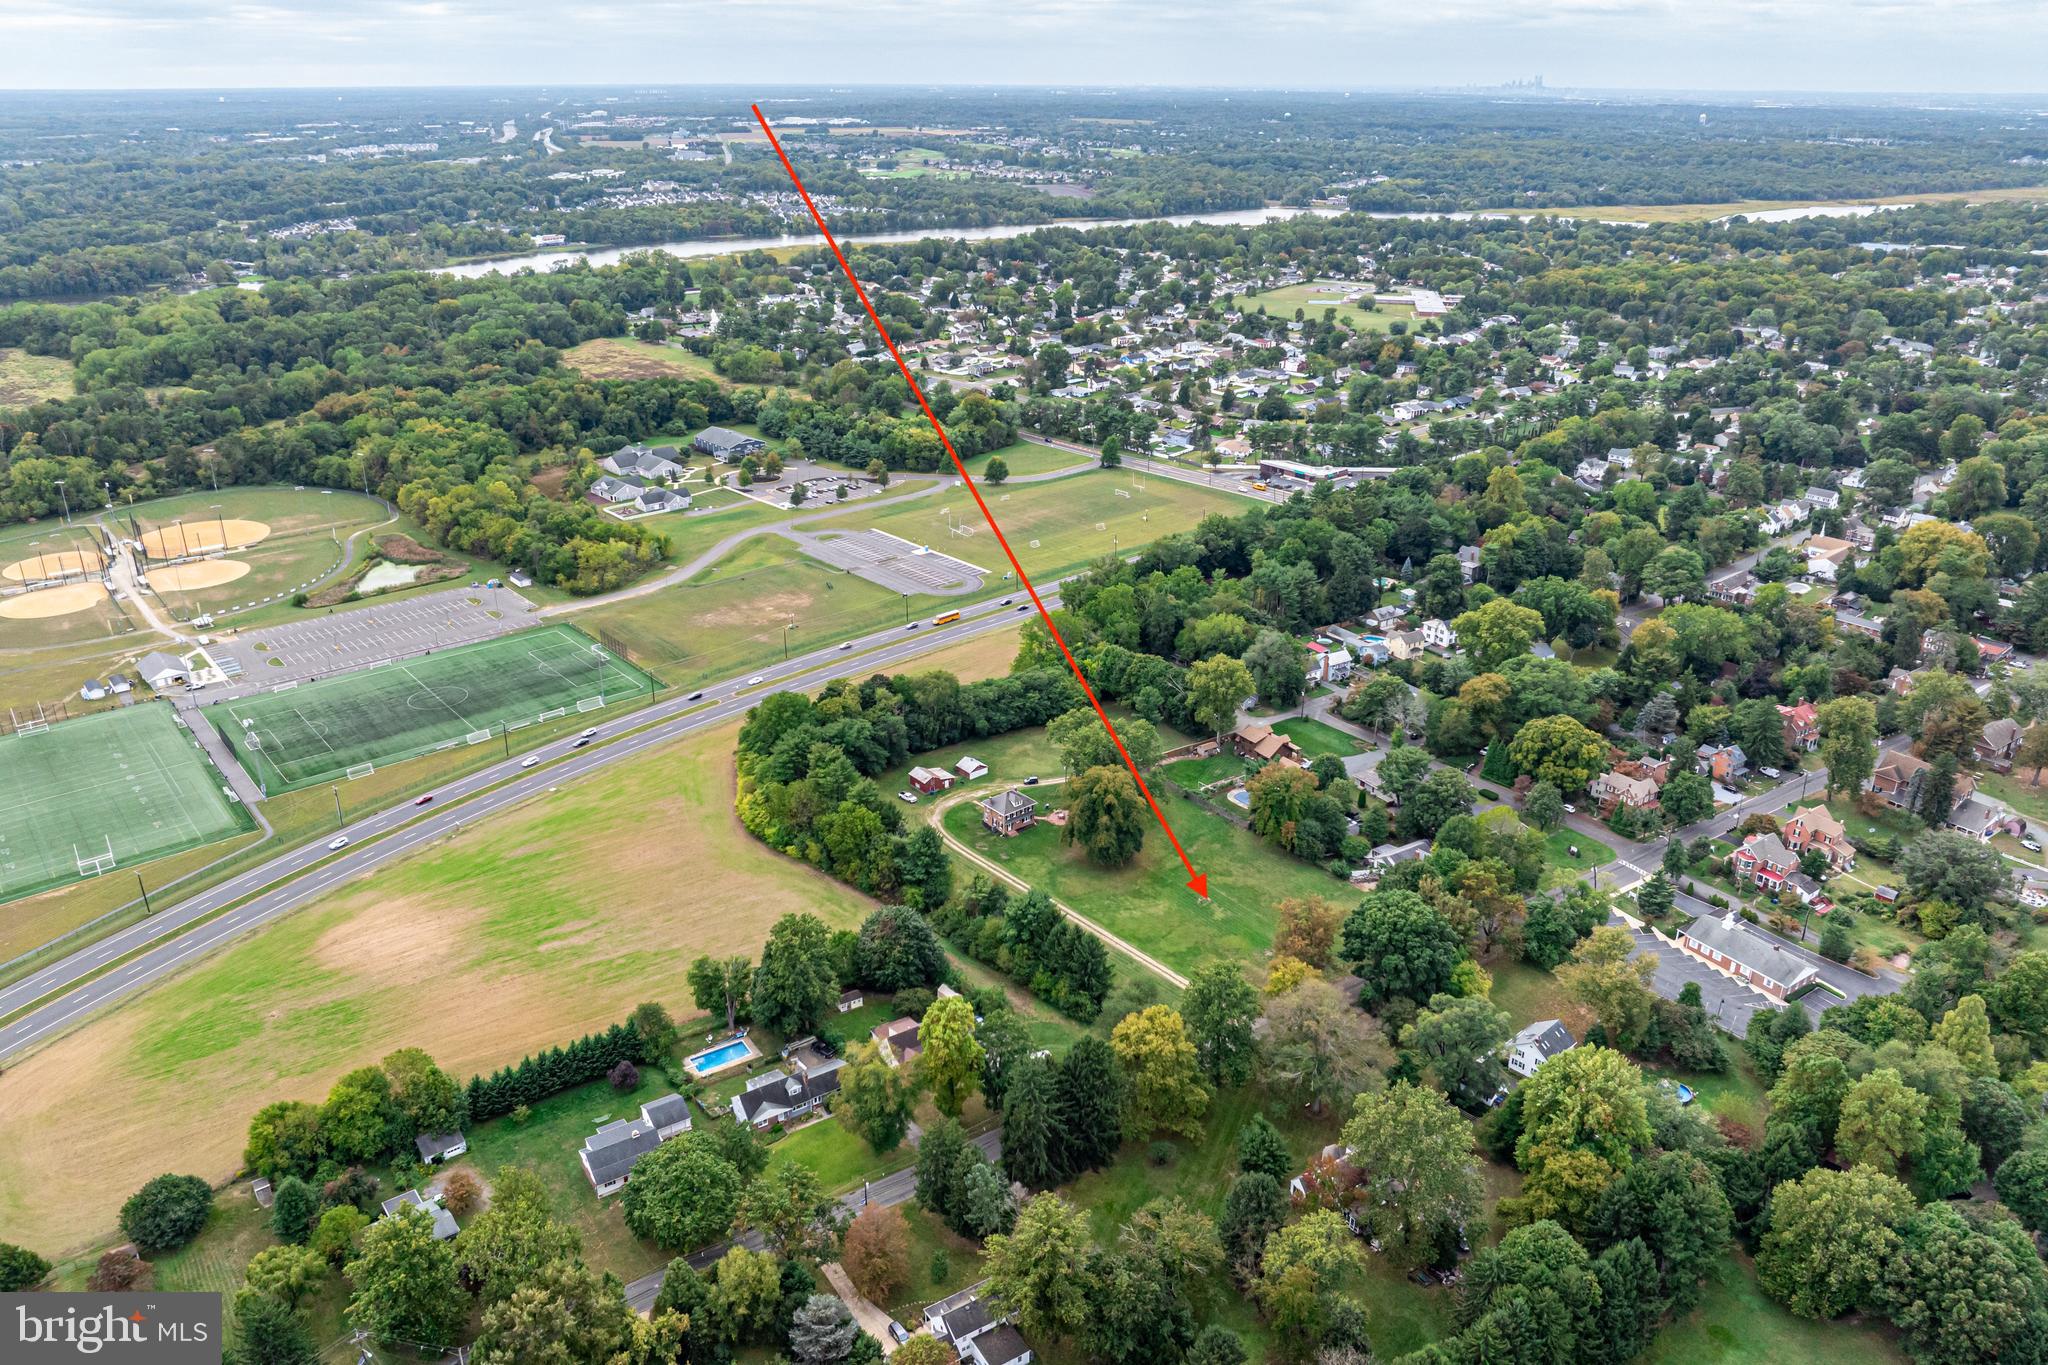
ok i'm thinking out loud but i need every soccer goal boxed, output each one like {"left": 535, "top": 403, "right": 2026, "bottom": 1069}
{"left": 346, "top": 762, "right": 376, "bottom": 780}
{"left": 466, "top": 728, "right": 492, "bottom": 745}
{"left": 1115, "top": 489, "right": 1132, "bottom": 499}
{"left": 576, "top": 696, "right": 606, "bottom": 713}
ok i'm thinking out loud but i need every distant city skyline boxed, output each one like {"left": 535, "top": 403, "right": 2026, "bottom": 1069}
{"left": 4, "top": 1, "right": 2048, "bottom": 95}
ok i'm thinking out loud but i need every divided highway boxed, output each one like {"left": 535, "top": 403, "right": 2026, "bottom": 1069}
{"left": 0, "top": 589, "right": 1057, "bottom": 1063}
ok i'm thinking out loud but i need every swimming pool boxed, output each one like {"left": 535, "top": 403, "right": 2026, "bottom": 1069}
{"left": 1226, "top": 787, "right": 1251, "bottom": 810}
{"left": 686, "top": 1037, "right": 758, "bottom": 1076}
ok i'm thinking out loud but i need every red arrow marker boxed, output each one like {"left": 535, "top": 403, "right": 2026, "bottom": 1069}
{"left": 753, "top": 105, "right": 1209, "bottom": 900}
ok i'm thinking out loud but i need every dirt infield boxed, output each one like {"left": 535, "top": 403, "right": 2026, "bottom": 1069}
{"left": 0, "top": 583, "right": 104, "bottom": 618}
{"left": 145, "top": 559, "right": 251, "bottom": 590}
{"left": 138, "top": 518, "right": 270, "bottom": 560}
{"left": 2, "top": 549, "right": 104, "bottom": 582}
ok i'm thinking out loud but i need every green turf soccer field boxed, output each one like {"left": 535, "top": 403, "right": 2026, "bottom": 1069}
{"left": 210, "top": 625, "right": 659, "bottom": 794}
{"left": 0, "top": 702, "right": 256, "bottom": 904}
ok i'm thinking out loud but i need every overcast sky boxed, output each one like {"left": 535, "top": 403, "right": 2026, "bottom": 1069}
{"left": 5, "top": 0, "right": 2048, "bottom": 94}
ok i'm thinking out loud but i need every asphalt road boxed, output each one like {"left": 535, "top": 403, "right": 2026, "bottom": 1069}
{"left": 621, "top": 1129, "right": 1002, "bottom": 1315}
{"left": 0, "top": 590, "right": 1057, "bottom": 1062}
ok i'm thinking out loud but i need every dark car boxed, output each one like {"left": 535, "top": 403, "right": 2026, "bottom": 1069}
{"left": 572, "top": 738, "right": 592, "bottom": 749}
{"left": 687, "top": 690, "right": 704, "bottom": 701}
{"left": 1023, "top": 775, "right": 1040, "bottom": 785}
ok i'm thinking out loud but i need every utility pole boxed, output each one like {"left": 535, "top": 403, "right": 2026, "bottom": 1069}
{"left": 135, "top": 872, "right": 154, "bottom": 916}
{"left": 332, "top": 785, "right": 343, "bottom": 827}
{"left": 783, "top": 621, "right": 793, "bottom": 659}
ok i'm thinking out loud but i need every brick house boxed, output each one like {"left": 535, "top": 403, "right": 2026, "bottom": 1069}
{"left": 1230, "top": 723, "right": 1305, "bottom": 765}
{"left": 1731, "top": 831, "right": 1798, "bottom": 891}
{"left": 1778, "top": 702, "right": 1819, "bottom": 753}
{"left": 1677, "top": 913, "right": 1821, "bottom": 1002}
{"left": 1589, "top": 769, "right": 1660, "bottom": 815}
{"left": 909, "top": 765, "right": 956, "bottom": 794}
{"left": 1976, "top": 718, "right": 2025, "bottom": 772}
{"left": 980, "top": 788, "right": 1037, "bottom": 836}
{"left": 1780, "top": 804, "right": 1855, "bottom": 873}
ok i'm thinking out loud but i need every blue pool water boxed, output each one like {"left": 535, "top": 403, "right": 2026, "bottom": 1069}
{"left": 1226, "top": 787, "right": 1251, "bottom": 810}
{"left": 689, "top": 1039, "right": 752, "bottom": 1072}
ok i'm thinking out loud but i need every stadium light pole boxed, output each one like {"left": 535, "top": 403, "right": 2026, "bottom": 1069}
{"left": 212, "top": 505, "right": 225, "bottom": 553}
{"left": 54, "top": 480, "right": 69, "bottom": 525}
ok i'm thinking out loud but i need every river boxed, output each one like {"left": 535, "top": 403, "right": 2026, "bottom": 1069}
{"left": 432, "top": 205, "right": 1347, "bottom": 277}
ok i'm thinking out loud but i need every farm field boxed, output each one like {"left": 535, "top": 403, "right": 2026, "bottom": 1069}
{"left": 0, "top": 718, "right": 879, "bottom": 1255}
{"left": 210, "top": 624, "right": 658, "bottom": 792}
{"left": 939, "top": 779, "right": 1343, "bottom": 976}
{"left": 801, "top": 468, "right": 1242, "bottom": 585}
{"left": 0, "top": 347, "right": 75, "bottom": 406}
{"left": 1516, "top": 184, "right": 2048, "bottom": 225}
{"left": 1226, "top": 280, "right": 1416, "bottom": 333}
{"left": 0, "top": 701, "right": 256, "bottom": 904}
{"left": 562, "top": 335, "right": 726, "bottom": 384}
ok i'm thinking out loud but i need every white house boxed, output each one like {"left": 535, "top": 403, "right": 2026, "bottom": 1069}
{"left": 1420, "top": 618, "right": 1455, "bottom": 651}
{"left": 578, "top": 1093, "right": 693, "bottom": 1197}
{"left": 1506, "top": 1019, "right": 1575, "bottom": 1079}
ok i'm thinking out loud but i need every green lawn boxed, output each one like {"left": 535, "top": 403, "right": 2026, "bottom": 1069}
{"left": 459, "top": 1071, "right": 680, "bottom": 1281}
{"left": 882, "top": 1205, "right": 985, "bottom": 1318}
{"left": 1273, "top": 716, "right": 1361, "bottom": 760}
{"left": 1541, "top": 829, "right": 1615, "bottom": 886}
{"left": 801, "top": 469, "right": 1243, "bottom": 586}
{"left": 769, "top": 1114, "right": 907, "bottom": 1194}
{"left": 941, "top": 784, "right": 1344, "bottom": 975}
{"left": 876, "top": 726, "right": 1067, "bottom": 799}
{"left": 1161, "top": 752, "right": 1251, "bottom": 790}
{"left": 969, "top": 440, "right": 1096, "bottom": 478}
{"left": 1227, "top": 281, "right": 1416, "bottom": 335}
{"left": 1489, "top": 960, "right": 1575, "bottom": 1031}
{"left": 1644, "top": 1253, "right": 1905, "bottom": 1365}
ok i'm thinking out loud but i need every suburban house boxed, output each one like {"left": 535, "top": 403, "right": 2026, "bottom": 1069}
{"left": 1230, "top": 723, "right": 1306, "bottom": 765}
{"left": 871, "top": 1017, "right": 923, "bottom": 1069}
{"left": 1367, "top": 838, "right": 1431, "bottom": 869}
{"left": 1833, "top": 610, "right": 1885, "bottom": 642}
{"left": 1947, "top": 794, "right": 2024, "bottom": 842}
{"left": 578, "top": 1093, "right": 693, "bottom": 1197}
{"left": 1732, "top": 831, "right": 1799, "bottom": 890}
{"left": 602, "top": 443, "right": 686, "bottom": 481}
{"left": 927, "top": 1285, "right": 1035, "bottom": 1365}
{"left": 1695, "top": 744, "right": 1749, "bottom": 784}
{"left": 956, "top": 756, "right": 989, "bottom": 780}
{"left": 590, "top": 475, "right": 689, "bottom": 513}
{"left": 1778, "top": 701, "right": 1820, "bottom": 752}
{"left": 414, "top": 1131, "right": 467, "bottom": 1165}
{"left": 1803, "top": 536, "right": 1857, "bottom": 581}
{"left": 1505, "top": 1019, "right": 1576, "bottom": 1079}
{"left": 1456, "top": 545, "right": 1483, "bottom": 583}
{"left": 980, "top": 788, "right": 1037, "bottom": 836}
{"left": 379, "top": 1188, "right": 459, "bottom": 1240}
{"left": 693, "top": 426, "right": 767, "bottom": 459}
{"left": 908, "top": 765, "right": 956, "bottom": 794}
{"left": 1384, "top": 629, "right": 1429, "bottom": 662}
{"left": 730, "top": 1058, "right": 845, "bottom": 1128}
{"left": 78, "top": 678, "right": 109, "bottom": 701}
{"left": 1780, "top": 804, "right": 1855, "bottom": 873}
{"left": 1303, "top": 641, "right": 1354, "bottom": 685}
{"left": 1976, "top": 718, "right": 2026, "bottom": 772}
{"left": 1420, "top": 618, "right": 1456, "bottom": 651}
{"left": 1869, "top": 750, "right": 1976, "bottom": 811}
{"left": 837, "top": 989, "right": 865, "bottom": 1013}
{"left": 1676, "top": 912, "right": 1822, "bottom": 1002}
{"left": 136, "top": 651, "right": 192, "bottom": 691}
{"left": 1589, "top": 769, "right": 1660, "bottom": 815}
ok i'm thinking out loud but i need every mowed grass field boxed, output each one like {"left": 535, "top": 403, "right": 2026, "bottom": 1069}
{"left": 0, "top": 702, "right": 254, "bottom": 904}
{"left": 572, "top": 538, "right": 953, "bottom": 686}
{"left": 0, "top": 718, "right": 879, "bottom": 1255}
{"left": 803, "top": 468, "right": 1242, "bottom": 584}
{"left": 940, "top": 780, "right": 1345, "bottom": 976}
{"left": 1229, "top": 281, "right": 1416, "bottom": 333}
{"left": 125, "top": 487, "right": 390, "bottom": 623}
{"left": 211, "top": 625, "right": 658, "bottom": 792}
{"left": 965, "top": 440, "right": 1096, "bottom": 478}
{"left": 0, "top": 347, "right": 75, "bottom": 406}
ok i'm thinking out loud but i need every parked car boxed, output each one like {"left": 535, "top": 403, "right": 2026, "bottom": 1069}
{"left": 1759, "top": 766, "right": 1782, "bottom": 780}
{"left": 327, "top": 836, "right": 350, "bottom": 851}
{"left": 1023, "top": 775, "right": 1040, "bottom": 785}
{"left": 2026, "top": 839, "right": 2044, "bottom": 853}
{"left": 1562, "top": 802, "right": 1578, "bottom": 814}
{"left": 897, "top": 790, "right": 918, "bottom": 804}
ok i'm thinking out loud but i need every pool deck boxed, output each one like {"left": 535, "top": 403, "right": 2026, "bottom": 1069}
{"left": 685, "top": 1034, "right": 761, "bottom": 1079}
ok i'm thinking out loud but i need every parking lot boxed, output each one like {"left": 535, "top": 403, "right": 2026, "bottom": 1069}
{"left": 787, "top": 527, "right": 986, "bottom": 595}
{"left": 205, "top": 585, "right": 536, "bottom": 696}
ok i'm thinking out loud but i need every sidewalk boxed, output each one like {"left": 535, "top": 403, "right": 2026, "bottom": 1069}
{"left": 821, "top": 1262, "right": 901, "bottom": 1355}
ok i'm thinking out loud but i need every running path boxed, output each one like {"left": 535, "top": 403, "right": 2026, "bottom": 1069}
{"left": 921, "top": 781, "right": 1189, "bottom": 989}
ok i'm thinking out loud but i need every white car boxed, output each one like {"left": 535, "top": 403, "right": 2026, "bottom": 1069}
{"left": 1759, "top": 766, "right": 1782, "bottom": 780}
{"left": 1561, "top": 803, "right": 1578, "bottom": 815}
{"left": 580, "top": 726, "right": 598, "bottom": 739}
{"left": 748, "top": 675, "right": 765, "bottom": 686}
{"left": 326, "top": 836, "right": 350, "bottom": 851}
{"left": 897, "top": 790, "right": 919, "bottom": 804}
{"left": 520, "top": 755, "right": 540, "bottom": 769}
{"left": 2027, "top": 839, "right": 2044, "bottom": 853}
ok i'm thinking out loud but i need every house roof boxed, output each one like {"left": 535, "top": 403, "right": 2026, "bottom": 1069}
{"left": 1512, "top": 1018, "right": 1574, "bottom": 1062}
{"left": 1786, "top": 804, "right": 1844, "bottom": 840}
{"left": 1681, "top": 913, "right": 1820, "bottom": 992}
{"left": 1740, "top": 832, "right": 1794, "bottom": 867}
{"left": 640, "top": 1093, "right": 691, "bottom": 1131}
{"left": 1983, "top": 718, "right": 2023, "bottom": 750}
{"left": 414, "top": 1131, "right": 465, "bottom": 1161}
{"left": 136, "top": 651, "right": 187, "bottom": 680}
{"left": 969, "top": 1324, "right": 1032, "bottom": 1365}
{"left": 581, "top": 1119, "right": 663, "bottom": 1186}
{"left": 940, "top": 1297, "right": 995, "bottom": 1340}
{"left": 983, "top": 788, "right": 1036, "bottom": 816}
{"left": 731, "top": 1059, "right": 845, "bottom": 1124}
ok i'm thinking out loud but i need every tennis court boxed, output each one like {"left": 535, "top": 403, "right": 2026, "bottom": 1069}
{"left": 209, "top": 625, "right": 659, "bottom": 793}
{"left": 0, "top": 703, "right": 256, "bottom": 904}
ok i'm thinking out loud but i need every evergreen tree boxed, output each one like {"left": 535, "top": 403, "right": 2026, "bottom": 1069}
{"left": 1236, "top": 1114, "right": 1292, "bottom": 1182}
{"left": 1055, "top": 1037, "right": 1124, "bottom": 1173}
{"left": 1000, "top": 1056, "right": 1060, "bottom": 1189}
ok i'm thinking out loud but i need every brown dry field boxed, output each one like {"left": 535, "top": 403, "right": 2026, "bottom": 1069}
{"left": 3, "top": 549, "right": 104, "bottom": 582}
{"left": 0, "top": 719, "right": 876, "bottom": 1255}
{"left": 138, "top": 518, "right": 268, "bottom": 560}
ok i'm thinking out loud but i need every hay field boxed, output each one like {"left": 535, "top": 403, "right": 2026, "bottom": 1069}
{"left": 0, "top": 718, "right": 876, "bottom": 1254}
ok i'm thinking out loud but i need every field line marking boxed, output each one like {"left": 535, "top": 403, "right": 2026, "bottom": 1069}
{"left": 397, "top": 660, "right": 473, "bottom": 735}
